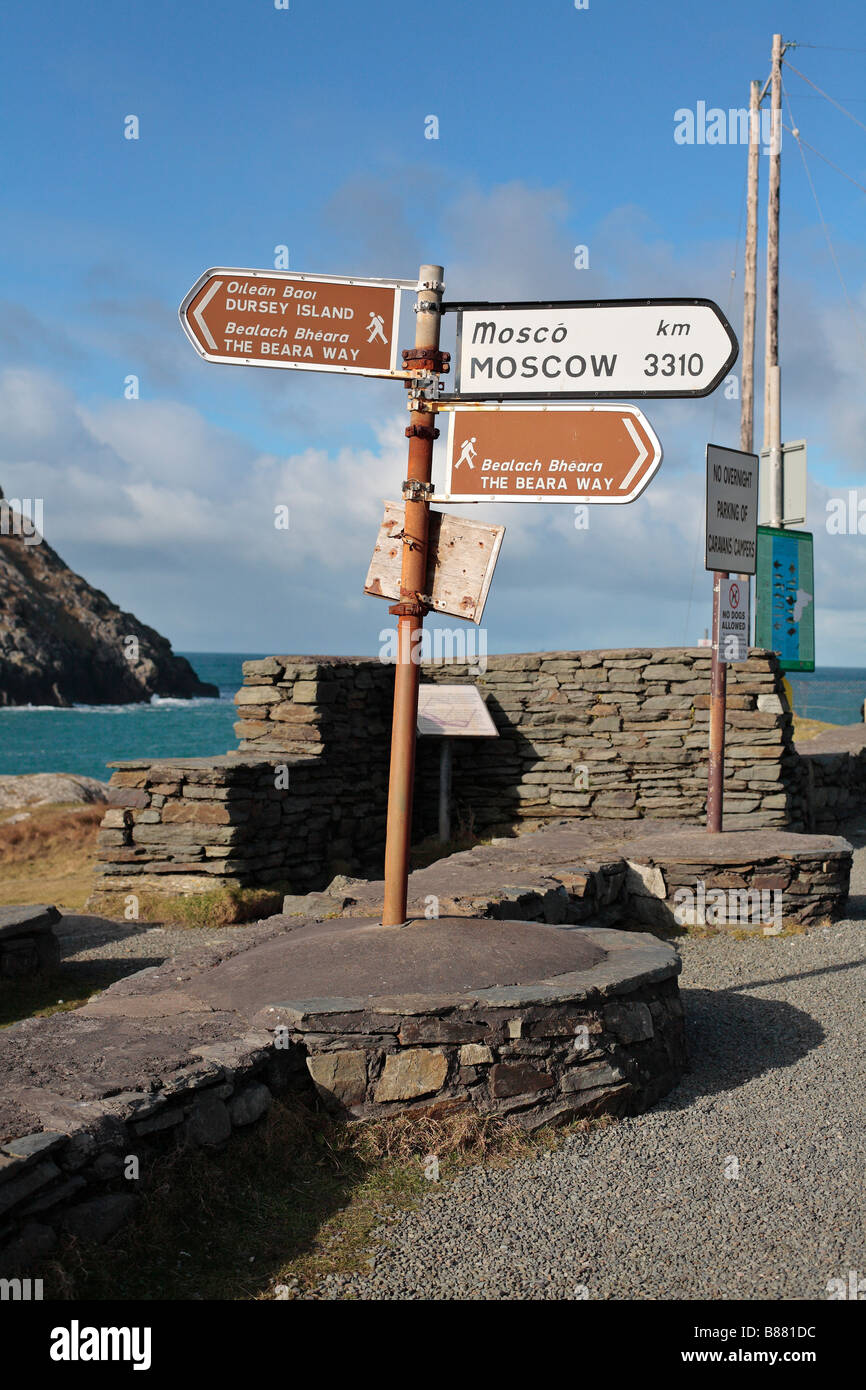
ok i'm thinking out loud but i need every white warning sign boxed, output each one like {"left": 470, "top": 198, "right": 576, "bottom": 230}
{"left": 716, "top": 577, "right": 750, "bottom": 663}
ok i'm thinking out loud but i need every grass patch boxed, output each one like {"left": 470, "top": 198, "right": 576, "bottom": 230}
{"left": 791, "top": 714, "right": 840, "bottom": 742}
{"left": 0, "top": 802, "right": 105, "bottom": 911}
{"left": 42, "top": 1098, "right": 613, "bottom": 1302}
{"left": 91, "top": 883, "right": 291, "bottom": 928}
{"left": 0, "top": 967, "right": 110, "bottom": 1028}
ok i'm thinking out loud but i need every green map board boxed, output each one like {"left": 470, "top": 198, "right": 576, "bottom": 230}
{"left": 755, "top": 526, "right": 815, "bottom": 672}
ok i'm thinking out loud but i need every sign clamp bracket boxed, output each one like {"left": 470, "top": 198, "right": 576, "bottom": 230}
{"left": 402, "top": 479, "right": 436, "bottom": 500}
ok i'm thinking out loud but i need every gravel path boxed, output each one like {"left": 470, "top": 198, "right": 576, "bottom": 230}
{"left": 54, "top": 827, "right": 866, "bottom": 1301}
{"left": 316, "top": 824, "right": 866, "bottom": 1301}
{"left": 54, "top": 915, "right": 254, "bottom": 991}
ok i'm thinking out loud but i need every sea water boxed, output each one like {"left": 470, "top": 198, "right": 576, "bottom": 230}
{"left": 0, "top": 654, "right": 262, "bottom": 782}
{"left": 0, "top": 656, "right": 863, "bottom": 782}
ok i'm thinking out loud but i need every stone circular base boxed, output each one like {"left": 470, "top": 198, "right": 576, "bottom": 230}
{"left": 248, "top": 919, "right": 687, "bottom": 1131}
{"left": 620, "top": 827, "right": 852, "bottom": 932}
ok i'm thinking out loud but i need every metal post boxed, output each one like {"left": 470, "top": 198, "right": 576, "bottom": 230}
{"left": 707, "top": 571, "right": 728, "bottom": 833}
{"left": 741, "top": 79, "right": 760, "bottom": 457}
{"left": 763, "top": 32, "right": 783, "bottom": 454}
{"left": 740, "top": 78, "right": 761, "bottom": 640}
{"left": 438, "top": 737, "right": 452, "bottom": 843}
{"left": 768, "top": 364, "right": 783, "bottom": 527}
{"left": 381, "top": 264, "right": 445, "bottom": 926}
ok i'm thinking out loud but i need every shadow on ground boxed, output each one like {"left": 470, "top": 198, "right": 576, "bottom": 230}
{"left": 43, "top": 1094, "right": 424, "bottom": 1302}
{"left": 658, "top": 984, "right": 826, "bottom": 1110}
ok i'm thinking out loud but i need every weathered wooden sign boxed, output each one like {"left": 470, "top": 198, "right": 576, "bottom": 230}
{"left": 364, "top": 501, "right": 504, "bottom": 624}
{"left": 180, "top": 268, "right": 416, "bottom": 376}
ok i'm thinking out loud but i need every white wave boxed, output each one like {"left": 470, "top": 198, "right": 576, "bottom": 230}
{"left": 0, "top": 695, "right": 230, "bottom": 714}
{"left": 148, "top": 694, "right": 227, "bottom": 708}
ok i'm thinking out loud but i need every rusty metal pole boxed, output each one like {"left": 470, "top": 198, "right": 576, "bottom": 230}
{"left": 707, "top": 570, "right": 728, "bottom": 832}
{"left": 381, "top": 264, "right": 446, "bottom": 926}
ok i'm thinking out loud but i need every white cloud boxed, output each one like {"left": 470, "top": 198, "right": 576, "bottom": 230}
{"left": 1, "top": 177, "right": 865, "bottom": 661}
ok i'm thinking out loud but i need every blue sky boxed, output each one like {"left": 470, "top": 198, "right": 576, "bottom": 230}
{"left": 1, "top": 0, "right": 865, "bottom": 663}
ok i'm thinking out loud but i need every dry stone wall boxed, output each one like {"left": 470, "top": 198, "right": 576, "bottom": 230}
{"left": 234, "top": 647, "right": 803, "bottom": 839}
{"left": 0, "top": 1028, "right": 305, "bottom": 1276}
{"left": 798, "top": 745, "right": 866, "bottom": 833}
{"left": 92, "top": 648, "right": 810, "bottom": 902}
{"left": 263, "top": 971, "right": 687, "bottom": 1131}
{"left": 416, "top": 649, "right": 801, "bottom": 836}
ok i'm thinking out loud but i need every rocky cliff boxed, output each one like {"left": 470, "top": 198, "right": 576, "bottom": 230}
{"left": 0, "top": 492, "right": 218, "bottom": 706}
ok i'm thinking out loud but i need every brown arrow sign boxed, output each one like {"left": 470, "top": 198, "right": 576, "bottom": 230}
{"left": 441, "top": 403, "right": 663, "bottom": 504}
{"left": 179, "top": 267, "right": 416, "bottom": 377}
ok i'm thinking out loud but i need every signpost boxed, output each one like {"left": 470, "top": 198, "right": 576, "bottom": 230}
{"left": 705, "top": 444, "right": 759, "bottom": 833}
{"left": 438, "top": 404, "right": 662, "bottom": 504}
{"left": 416, "top": 686, "right": 498, "bottom": 842}
{"left": 755, "top": 526, "right": 815, "bottom": 672}
{"left": 180, "top": 268, "right": 416, "bottom": 377}
{"left": 180, "top": 257, "right": 738, "bottom": 923}
{"left": 445, "top": 298, "right": 738, "bottom": 401}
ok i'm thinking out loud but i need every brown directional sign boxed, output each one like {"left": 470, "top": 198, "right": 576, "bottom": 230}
{"left": 440, "top": 403, "right": 662, "bottom": 503}
{"left": 179, "top": 268, "right": 416, "bottom": 377}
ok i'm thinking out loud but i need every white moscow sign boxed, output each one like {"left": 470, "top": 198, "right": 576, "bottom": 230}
{"left": 447, "top": 298, "right": 738, "bottom": 400}
{"left": 705, "top": 443, "right": 759, "bottom": 575}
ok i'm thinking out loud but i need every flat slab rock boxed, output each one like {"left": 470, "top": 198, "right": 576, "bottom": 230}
{"left": 0, "top": 905, "right": 60, "bottom": 940}
{"left": 283, "top": 818, "right": 852, "bottom": 922}
{"left": 187, "top": 918, "right": 607, "bottom": 1014}
{"left": 0, "top": 774, "right": 110, "bottom": 811}
{"left": 0, "top": 910, "right": 676, "bottom": 1144}
{"left": 286, "top": 819, "right": 681, "bottom": 919}
{"left": 795, "top": 725, "right": 866, "bottom": 756}
{"left": 615, "top": 826, "right": 851, "bottom": 866}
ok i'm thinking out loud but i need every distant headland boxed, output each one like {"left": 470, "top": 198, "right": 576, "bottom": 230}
{"left": 0, "top": 488, "right": 218, "bottom": 707}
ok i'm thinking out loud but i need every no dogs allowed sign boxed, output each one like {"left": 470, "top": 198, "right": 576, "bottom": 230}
{"left": 716, "top": 576, "right": 750, "bottom": 662}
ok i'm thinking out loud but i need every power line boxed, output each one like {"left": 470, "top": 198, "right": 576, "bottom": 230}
{"left": 781, "top": 123, "right": 866, "bottom": 197}
{"left": 682, "top": 171, "right": 747, "bottom": 646}
{"left": 794, "top": 43, "right": 866, "bottom": 54}
{"left": 783, "top": 59, "right": 866, "bottom": 135}
{"left": 783, "top": 84, "right": 866, "bottom": 372}
{"left": 790, "top": 93, "right": 866, "bottom": 104}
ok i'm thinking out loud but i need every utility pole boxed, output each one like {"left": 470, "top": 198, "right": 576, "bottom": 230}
{"left": 741, "top": 79, "right": 761, "bottom": 456}
{"left": 739, "top": 77, "right": 762, "bottom": 650}
{"left": 710, "top": 78, "right": 763, "bottom": 835}
{"left": 763, "top": 32, "right": 784, "bottom": 526}
{"left": 381, "top": 265, "right": 445, "bottom": 927}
